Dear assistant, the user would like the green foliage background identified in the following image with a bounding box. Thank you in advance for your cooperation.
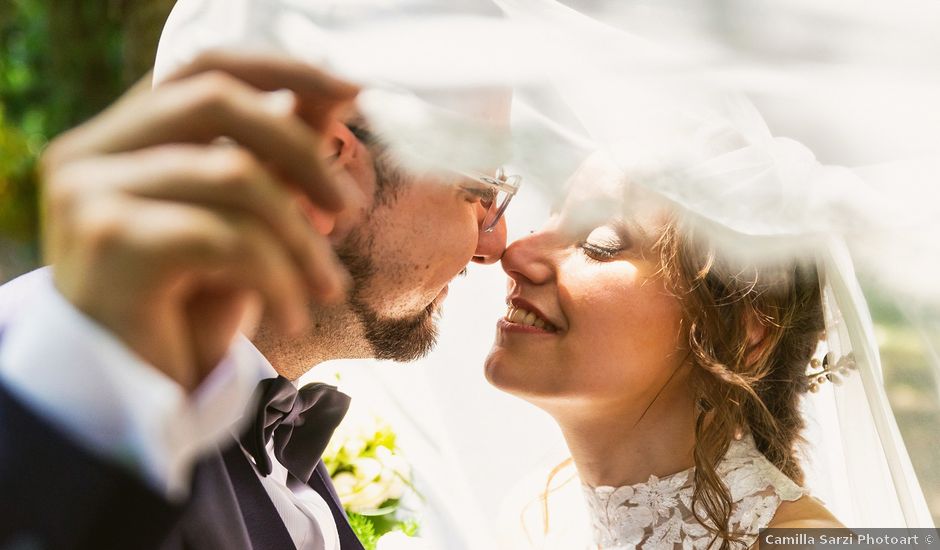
[0,0,174,282]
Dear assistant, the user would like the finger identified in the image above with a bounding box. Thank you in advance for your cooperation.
[61,72,352,211]
[121,203,314,335]
[48,146,350,300]
[60,199,318,385]
[163,49,360,117]
[163,49,358,135]
[184,286,258,381]
[229,216,313,336]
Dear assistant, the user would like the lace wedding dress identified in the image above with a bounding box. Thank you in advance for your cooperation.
[582,435,804,550]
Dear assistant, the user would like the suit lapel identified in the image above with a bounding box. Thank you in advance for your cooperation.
[306,462,366,550]
[172,450,255,550]
[221,443,298,550]
[221,444,366,550]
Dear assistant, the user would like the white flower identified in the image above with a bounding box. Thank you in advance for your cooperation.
[338,478,387,511]
[584,484,654,547]
[723,464,765,502]
[353,457,383,482]
[322,404,415,513]
[609,506,652,547]
[603,486,634,517]
[375,532,429,550]
[730,495,777,533]
[342,435,368,458]
[332,472,358,497]
[628,474,685,518]
[332,448,413,512]
[644,508,684,550]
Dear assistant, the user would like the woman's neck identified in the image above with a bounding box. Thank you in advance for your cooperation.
[552,385,698,488]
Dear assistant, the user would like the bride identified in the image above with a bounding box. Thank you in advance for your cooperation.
[484,150,845,549]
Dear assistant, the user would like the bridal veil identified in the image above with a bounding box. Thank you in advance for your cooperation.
[155,0,939,539]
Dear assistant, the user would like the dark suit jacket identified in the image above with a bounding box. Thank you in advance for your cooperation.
[0,270,365,550]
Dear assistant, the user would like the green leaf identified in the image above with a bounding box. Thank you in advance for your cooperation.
[347,513,380,550]
[355,498,400,517]
[396,519,420,537]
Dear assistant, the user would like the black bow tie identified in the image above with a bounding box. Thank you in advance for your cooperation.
[239,376,351,484]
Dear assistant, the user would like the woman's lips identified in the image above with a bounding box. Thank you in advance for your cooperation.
[504,297,559,332]
[497,318,557,335]
[499,299,559,335]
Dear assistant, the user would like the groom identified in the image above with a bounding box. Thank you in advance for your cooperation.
[0,48,511,550]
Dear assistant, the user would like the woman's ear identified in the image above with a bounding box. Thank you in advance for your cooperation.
[744,310,772,369]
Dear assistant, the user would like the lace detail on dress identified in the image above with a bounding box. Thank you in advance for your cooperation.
[582,435,803,550]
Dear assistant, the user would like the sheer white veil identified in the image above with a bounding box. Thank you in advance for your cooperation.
[806,238,934,526]
[155,0,939,535]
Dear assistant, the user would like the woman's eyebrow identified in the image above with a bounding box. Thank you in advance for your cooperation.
[611,218,646,243]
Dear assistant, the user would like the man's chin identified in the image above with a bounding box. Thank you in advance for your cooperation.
[361,304,439,363]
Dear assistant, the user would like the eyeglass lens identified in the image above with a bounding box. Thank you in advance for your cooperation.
[482,189,511,232]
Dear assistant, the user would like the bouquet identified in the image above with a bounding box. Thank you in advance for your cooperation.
[323,409,425,550]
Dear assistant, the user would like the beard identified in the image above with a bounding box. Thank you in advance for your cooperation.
[335,226,439,362]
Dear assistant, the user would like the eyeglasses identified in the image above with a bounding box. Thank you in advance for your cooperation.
[461,167,522,233]
[346,123,521,232]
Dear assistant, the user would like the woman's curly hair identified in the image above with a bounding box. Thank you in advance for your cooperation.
[655,217,825,549]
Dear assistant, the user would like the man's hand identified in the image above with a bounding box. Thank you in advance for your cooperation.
[40,51,360,391]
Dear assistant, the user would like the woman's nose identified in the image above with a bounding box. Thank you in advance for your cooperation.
[500,229,555,284]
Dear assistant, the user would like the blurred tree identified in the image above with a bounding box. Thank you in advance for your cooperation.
[122,0,177,84]
[0,0,174,282]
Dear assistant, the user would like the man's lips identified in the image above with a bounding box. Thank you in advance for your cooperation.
[426,284,449,314]
[432,266,470,308]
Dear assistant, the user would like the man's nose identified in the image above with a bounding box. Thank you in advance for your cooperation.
[471,215,507,264]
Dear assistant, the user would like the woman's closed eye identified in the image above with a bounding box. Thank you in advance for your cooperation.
[579,225,632,262]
